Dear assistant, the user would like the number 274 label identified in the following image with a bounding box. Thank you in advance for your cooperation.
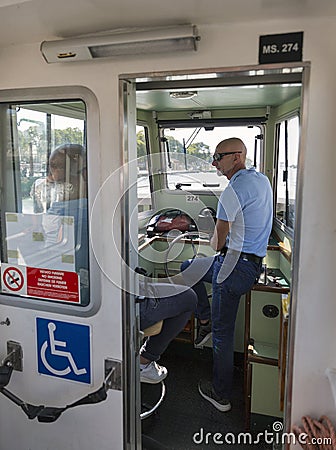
[186,195,199,203]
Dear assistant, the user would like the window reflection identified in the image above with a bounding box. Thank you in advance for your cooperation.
[0,101,89,306]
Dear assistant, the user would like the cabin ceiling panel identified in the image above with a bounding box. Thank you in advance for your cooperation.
[0,0,336,47]
[136,84,302,111]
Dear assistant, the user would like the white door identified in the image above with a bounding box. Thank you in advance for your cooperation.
[0,87,127,450]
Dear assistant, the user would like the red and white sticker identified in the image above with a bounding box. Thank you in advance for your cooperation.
[2,265,26,293]
[1,263,80,303]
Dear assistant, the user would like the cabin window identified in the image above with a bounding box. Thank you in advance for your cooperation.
[0,100,90,307]
[274,115,299,230]
[137,124,152,213]
[161,125,262,191]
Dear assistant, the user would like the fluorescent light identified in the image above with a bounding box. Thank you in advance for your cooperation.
[40,25,200,63]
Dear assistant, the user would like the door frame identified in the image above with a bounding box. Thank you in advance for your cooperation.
[119,62,310,445]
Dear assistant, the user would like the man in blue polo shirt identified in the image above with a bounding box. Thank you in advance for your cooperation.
[181,137,272,412]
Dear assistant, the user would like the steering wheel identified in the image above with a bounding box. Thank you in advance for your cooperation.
[163,231,211,279]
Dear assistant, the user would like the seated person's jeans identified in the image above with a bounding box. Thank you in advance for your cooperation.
[180,256,215,321]
[140,283,197,362]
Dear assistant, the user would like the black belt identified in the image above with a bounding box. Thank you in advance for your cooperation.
[220,248,263,264]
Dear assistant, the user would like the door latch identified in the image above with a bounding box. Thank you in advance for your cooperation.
[3,341,23,372]
[104,359,122,391]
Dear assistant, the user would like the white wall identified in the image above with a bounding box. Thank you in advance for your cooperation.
[0,15,336,448]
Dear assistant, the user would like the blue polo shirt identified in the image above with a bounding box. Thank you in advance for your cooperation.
[216,168,273,257]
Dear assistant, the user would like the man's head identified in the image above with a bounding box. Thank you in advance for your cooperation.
[212,137,247,179]
[49,144,87,199]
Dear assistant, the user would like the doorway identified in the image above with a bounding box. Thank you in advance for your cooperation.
[119,63,309,448]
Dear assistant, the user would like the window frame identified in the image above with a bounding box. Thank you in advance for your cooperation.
[273,112,300,236]
[137,121,154,221]
[0,86,101,317]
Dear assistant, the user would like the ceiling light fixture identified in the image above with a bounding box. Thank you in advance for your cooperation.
[40,25,200,63]
[169,91,198,99]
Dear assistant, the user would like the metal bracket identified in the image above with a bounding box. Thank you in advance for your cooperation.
[4,341,23,372]
[104,359,122,391]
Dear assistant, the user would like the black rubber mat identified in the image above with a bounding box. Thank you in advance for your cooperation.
[141,340,275,449]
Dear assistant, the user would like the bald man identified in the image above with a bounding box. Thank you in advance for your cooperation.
[181,137,273,411]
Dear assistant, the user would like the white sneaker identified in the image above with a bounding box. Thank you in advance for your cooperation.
[140,361,168,384]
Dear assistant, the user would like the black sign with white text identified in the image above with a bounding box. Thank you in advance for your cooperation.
[259,32,303,64]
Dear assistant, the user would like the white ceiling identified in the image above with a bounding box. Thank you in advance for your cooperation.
[0,0,335,48]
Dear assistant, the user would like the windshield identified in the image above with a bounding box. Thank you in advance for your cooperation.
[162,125,262,191]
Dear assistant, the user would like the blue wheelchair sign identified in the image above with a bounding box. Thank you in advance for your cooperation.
[36,318,91,384]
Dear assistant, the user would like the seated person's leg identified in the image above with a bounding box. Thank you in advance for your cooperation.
[181,256,215,346]
[180,256,214,320]
[140,286,197,383]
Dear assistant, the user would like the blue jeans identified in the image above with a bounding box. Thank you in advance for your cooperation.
[181,254,261,399]
[140,283,197,362]
[180,256,215,320]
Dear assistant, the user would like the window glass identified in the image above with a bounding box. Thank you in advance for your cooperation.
[275,115,299,229]
[0,101,89,306]
[16,107,85,213]
[137,124,152,213]
[162,125,262,191]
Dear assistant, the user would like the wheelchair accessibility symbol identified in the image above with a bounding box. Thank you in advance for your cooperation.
[36,318,91,384]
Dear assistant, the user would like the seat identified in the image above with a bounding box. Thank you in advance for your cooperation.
[140,320,166,420]
[143,321,163,338]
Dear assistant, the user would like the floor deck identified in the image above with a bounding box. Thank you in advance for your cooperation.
[141,340,277,449]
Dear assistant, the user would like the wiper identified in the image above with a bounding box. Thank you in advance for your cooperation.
[203,183,220,187]
[175,183,191,190]
[185,128,201,147]
[183,128,202,170]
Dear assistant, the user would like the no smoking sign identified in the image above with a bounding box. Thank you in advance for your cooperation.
[1,264,27,295]
[1,263,80,303]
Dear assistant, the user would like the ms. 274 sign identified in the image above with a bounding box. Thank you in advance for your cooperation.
[259,32,303,64]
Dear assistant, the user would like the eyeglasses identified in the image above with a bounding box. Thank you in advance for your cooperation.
[212,151,242,162]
